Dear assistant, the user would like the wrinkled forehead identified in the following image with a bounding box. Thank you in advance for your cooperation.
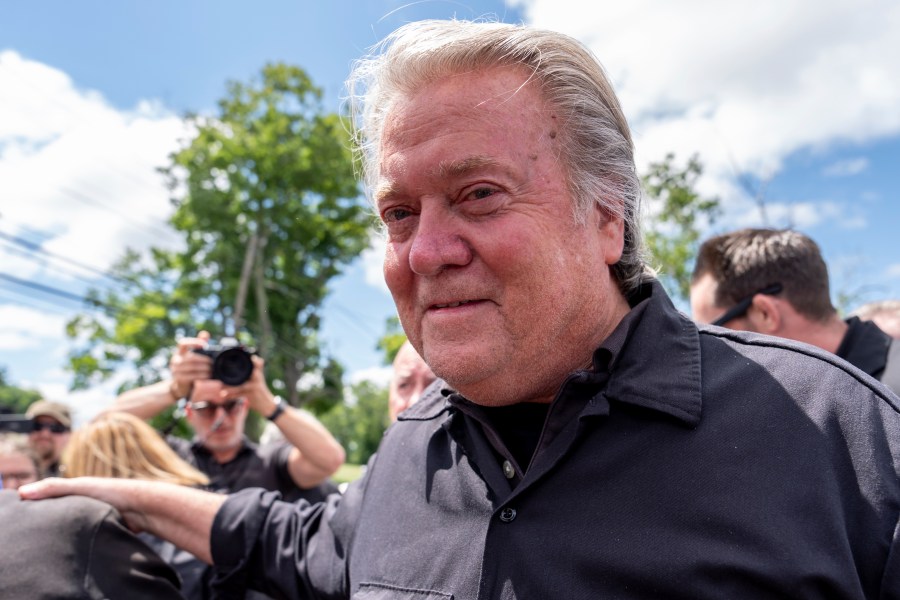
[191,379,226,398]
[0,453,35,469]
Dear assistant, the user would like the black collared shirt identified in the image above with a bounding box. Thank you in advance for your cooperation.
[211,280,900,599]
[168,435,336,504]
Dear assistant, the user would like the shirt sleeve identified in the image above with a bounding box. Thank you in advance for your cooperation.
[87,507,184,599]
[210,480,364,600]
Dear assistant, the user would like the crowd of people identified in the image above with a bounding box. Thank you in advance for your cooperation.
[0,328,435,598]
[3,17,900,600]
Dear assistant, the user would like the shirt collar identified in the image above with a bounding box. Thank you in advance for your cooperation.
[835,316,891,377]
[599,279,703,426]
[401,279,703,427]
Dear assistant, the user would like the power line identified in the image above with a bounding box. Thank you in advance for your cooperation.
[0,231,130,287]
[0,289,74,316]
[0,272,98,306]
[59,186,175,239]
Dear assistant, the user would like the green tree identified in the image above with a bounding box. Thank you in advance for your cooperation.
[0,367,41,414]
[377,315,406,365]
[66,63,371,415]
[642,153,720,303]
[319,380,389,465]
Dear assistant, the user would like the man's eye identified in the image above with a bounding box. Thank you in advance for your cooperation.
[383,207,413,222]
[469,187,496,200]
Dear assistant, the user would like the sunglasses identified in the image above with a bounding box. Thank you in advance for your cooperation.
[712,283,783,327]
[31,421,70,434]
[188,398,246,419]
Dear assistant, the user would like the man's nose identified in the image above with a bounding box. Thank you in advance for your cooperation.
[408,207,473,276]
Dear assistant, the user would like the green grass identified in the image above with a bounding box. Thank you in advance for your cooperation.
[332,463,365,484]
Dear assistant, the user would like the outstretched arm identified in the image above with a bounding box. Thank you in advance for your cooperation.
[19,477,225,564]
[232,356,346,488]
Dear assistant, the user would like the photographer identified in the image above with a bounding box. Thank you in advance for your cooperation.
[107,331,345,503]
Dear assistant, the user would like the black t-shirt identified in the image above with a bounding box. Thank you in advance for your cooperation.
[167,435,337,503]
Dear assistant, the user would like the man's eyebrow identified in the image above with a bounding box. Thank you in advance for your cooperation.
[374,156,502,206]
[373,181,398,207]
[435,156,500,178]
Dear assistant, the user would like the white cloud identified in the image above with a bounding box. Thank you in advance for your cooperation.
[510,0,900,223]
[0,50,186,282]
[0,304,67,350]
[0,51,189,401]
[886,264,900,279]
[361,233,390,295]
[349,365,393,387]
[731,201,867,230]
[822,157,869,177]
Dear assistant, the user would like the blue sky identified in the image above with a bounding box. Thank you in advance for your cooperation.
[2,0,899,423]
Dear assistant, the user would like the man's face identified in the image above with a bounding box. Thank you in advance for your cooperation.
[28,416,70,464]
[690,273,754,331]
[389,342,437,422]
[186,379,248,454]
[377,66,627,405]
[0,453,39,490]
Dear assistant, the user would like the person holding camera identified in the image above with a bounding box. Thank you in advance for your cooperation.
[107,331,345,504]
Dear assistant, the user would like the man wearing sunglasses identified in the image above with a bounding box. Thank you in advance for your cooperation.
[24,400,72,478]
[107,332,346,504]
[691,228,900,396]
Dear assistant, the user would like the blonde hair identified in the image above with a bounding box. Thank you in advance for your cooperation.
[62,412,209,487]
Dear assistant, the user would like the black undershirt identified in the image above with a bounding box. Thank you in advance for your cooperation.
[480,402,551,470]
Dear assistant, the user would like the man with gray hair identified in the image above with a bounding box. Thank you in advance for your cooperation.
[854,300,900,339]
[22,20,900,599]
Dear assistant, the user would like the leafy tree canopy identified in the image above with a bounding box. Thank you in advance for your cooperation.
[66,63,372,416]
[0,366,42,415]
[319,380,388,465]
[642,153,720,303]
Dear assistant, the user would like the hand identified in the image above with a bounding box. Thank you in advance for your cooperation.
[222,355,277,416]
[18,477,151,533]
[169,330,213,399]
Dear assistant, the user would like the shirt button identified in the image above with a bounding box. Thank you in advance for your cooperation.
[499,507,517,523]
[502,460,515,479]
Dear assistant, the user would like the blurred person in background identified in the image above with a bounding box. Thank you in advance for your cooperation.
[853,300,900,339]
[25,399,72,477]
[109,331,344,503]
[0,433,40,490]
[62,411,211,599]
[691,228,900,397]
[1,489,183,599]
[388,340,437,422]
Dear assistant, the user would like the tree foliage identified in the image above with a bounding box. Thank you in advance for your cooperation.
[377,316,406,365]
[0,367,42,415]
[66,63,371,412]
[318,380,388,465]
[642,153,720,303]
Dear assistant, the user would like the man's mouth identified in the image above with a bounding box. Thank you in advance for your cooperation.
[432,299,478,309]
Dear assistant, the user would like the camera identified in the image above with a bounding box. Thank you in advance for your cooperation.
[0,414,33,434]
[191,337,257,386]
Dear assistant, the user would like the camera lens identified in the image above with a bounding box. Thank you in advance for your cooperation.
[212,347,254,386]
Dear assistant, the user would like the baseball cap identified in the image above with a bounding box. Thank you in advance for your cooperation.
[25,400,72,429]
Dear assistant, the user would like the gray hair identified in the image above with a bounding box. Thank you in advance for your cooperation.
[347,19,647,294]
[852,299,900,321]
